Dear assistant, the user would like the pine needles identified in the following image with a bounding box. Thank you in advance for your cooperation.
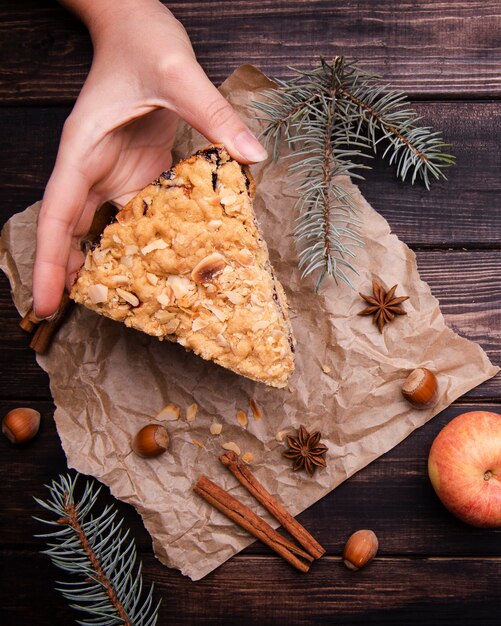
[34,473,159,626]
[252,56,455,290]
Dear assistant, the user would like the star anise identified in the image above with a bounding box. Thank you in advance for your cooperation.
[358,278,409,333]
[283,425,328,477]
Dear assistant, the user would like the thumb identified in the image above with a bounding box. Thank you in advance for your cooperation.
[166,62,268,163]
[33,162,93,319]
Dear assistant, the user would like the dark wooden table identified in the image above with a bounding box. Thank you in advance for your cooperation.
[1,2,500,624]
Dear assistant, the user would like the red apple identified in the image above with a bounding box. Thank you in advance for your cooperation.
[428,410,501,527]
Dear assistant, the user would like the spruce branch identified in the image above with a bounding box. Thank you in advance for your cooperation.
[34,473,159,626]
[252,56,455,289]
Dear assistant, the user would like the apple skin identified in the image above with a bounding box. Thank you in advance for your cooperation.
[428,411,501,528]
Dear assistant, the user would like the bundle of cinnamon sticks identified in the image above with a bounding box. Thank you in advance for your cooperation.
[19,292,74,354]
[194,451,325,572]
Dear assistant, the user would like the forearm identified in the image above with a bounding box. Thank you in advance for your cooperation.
[59,0,172,41]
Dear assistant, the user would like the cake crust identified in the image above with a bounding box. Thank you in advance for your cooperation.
[70,145,295,388]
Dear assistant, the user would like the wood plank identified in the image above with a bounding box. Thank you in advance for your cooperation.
[1,1,500,102]
[2,550,501,626]
[1,248,498,400]
[2,399,500,557]
[1,102,500,246]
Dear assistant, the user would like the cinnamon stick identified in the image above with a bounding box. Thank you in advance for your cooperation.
[194,475,314,573]
[220,451,325,559]
[19,307,41,333]
[29,292,74,354]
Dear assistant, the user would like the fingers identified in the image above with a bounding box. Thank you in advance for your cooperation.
[165,61,268,164]
[33,162,95,319]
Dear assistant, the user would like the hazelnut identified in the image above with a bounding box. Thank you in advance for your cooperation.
[402,367,439,409]
[191,252,227,284]
[132,424,169,458]
[2,408,41,444]
[343,529,379,571]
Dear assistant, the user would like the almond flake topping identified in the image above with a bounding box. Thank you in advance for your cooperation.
[141,238,169,255]
[116,288,139,307]
[109,275,129,287]
[191,252,227,284]
[146,272,159,286]
[207,219,223,230]
[88,283,108,304]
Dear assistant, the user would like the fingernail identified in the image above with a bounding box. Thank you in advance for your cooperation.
[33,309,58,322]
[233,131,268,163]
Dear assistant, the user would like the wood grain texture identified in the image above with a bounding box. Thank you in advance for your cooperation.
[0,1,500,103]
[1,400,500,557]
[2,551,501,626]
[1,1,500,625]
[1,102,500,245]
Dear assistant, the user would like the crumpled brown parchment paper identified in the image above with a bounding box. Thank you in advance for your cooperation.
[1,65,498,580]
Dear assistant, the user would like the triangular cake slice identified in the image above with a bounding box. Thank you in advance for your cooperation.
[70,145,295,388]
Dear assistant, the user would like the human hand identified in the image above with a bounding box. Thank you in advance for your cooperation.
[33,0,267,318]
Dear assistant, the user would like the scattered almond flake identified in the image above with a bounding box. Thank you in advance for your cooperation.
[249,399,263,420]
[146,272,159,286]
[222,441,241,455]
[143,195,152,206]
[191,438,206,449]
[322,364,332,374]
[210,423,223,436]
[84,255,93,270]
[112,234,123,245]
[288,385,296,394]
[156,403,180,421]
[236,410,248,427]
[109,275,130,287]
[124,244,139,255]
[116,288,139,307]
[121,255,133,268]
[141,238,169,255]
[242,452,254,464]
[186,403,198,422]
[275,430,287,442]
[88,283,108,304]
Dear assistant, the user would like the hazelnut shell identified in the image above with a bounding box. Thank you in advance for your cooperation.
[343,529,379,571]
[132,424,170,458]
[402,367,439,409]
[2,408,41,444]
